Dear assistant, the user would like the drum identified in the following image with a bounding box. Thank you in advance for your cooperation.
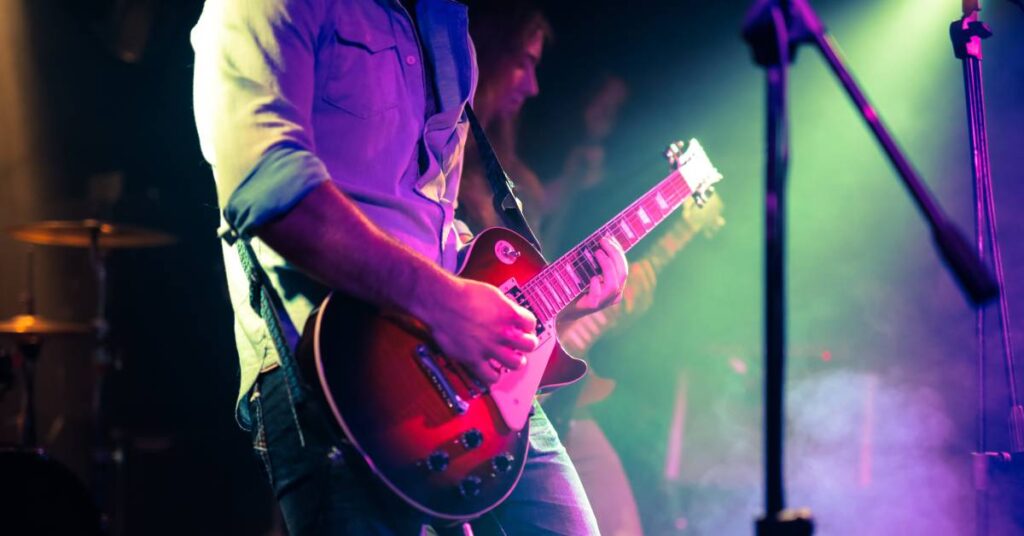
[0,448,103,535]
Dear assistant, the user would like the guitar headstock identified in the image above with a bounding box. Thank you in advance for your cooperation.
[665,139,723,208]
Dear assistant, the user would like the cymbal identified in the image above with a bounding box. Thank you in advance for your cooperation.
[0,314,93,337]
[8,219,176,249]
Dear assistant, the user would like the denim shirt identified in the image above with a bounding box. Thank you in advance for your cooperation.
[191,0,477,427]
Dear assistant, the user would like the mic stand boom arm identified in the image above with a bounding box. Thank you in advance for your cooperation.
[741,1,1000,535]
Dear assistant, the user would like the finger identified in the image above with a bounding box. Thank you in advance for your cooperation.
[506,300,538,334]
[469,360,501,385]
[603,236,628,288]
[598,249,624,306]
[498,327,538,353]
[609,283,624,306]
[574,275,598,310]
[593,248,618,300]
[595,239,620,288]
[488,347,527,370]
[587,273,604,301]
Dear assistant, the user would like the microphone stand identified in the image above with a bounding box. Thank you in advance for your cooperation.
[740,1,1000,534]
[950,3,1024,535]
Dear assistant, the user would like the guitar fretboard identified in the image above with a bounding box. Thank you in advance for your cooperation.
[521,170,692,322]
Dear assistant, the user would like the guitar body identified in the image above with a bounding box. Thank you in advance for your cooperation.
[298,228,587,520]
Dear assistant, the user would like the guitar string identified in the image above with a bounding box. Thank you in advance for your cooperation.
[539,174,689,288]
[522,176,691,317]
[520,157,717,315]
[529,175,688,291]
[520,174,694,320]
[523,155,718,319]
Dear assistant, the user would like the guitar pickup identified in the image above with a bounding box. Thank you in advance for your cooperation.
[504,284,546,337]
[415,345,469,414]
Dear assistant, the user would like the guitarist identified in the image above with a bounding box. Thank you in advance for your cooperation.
[191,0,627,534]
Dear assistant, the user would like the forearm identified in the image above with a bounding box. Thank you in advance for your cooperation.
[256,181,457,322]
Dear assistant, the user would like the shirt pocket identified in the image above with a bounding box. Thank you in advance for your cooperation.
[323,18,402,119]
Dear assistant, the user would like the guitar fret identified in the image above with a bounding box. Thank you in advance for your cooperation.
[524,287,550,322]
[636,206,652,227]
[655,191,669,211]
[549,277,568,311]
[556,274,572,308]
[608,228,627,251]
[619,219,635,241]
[579,246,597,279]
[528,284,553,321]
[543,277,564,311]
[646,195,664,219]
[539,280,558,314]
[565,260,583,290]
[561,266,577,297]
[529,146,717,320]
[625,215,643,240]
[536,286,552,321]
[558,270,574,305]
[573,261,590,287]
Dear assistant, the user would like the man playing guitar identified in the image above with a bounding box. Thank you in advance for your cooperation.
[191,0,627,534]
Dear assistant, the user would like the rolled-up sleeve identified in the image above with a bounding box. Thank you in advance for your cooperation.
[192,0,330,236]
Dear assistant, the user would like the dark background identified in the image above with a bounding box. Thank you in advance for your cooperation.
[0,0,1022,534]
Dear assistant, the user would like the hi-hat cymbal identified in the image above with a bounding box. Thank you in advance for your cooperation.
[7,219,176,249]
[0,314,93,337]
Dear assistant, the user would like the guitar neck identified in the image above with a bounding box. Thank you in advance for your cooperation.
[521,169,692,323]
[559,211,702,357]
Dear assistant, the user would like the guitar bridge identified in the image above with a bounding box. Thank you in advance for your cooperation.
[415,344,469,414]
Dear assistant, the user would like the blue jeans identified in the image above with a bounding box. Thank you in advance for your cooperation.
[249,368,600,535]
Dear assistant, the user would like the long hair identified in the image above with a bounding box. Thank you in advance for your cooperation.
[466,0,553,115]
[459,1,554,232]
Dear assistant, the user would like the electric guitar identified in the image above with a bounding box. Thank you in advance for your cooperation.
[542,193,725,435]
[297,140,723,520]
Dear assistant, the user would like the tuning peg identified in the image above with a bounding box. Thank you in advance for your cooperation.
[693,189,707,208]
[664,140,686,165]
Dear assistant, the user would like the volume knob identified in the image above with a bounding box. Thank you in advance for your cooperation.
[459,476,483,498]
[424,450,449,472]
[491,452,515,473]
[460,428,484,450]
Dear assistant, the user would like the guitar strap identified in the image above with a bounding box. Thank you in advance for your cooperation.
[220,226,307,442]
[463,106,544,253]
[232,238,306,402]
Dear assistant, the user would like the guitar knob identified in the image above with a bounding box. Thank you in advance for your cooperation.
[425,450,449,472]
[460,428,484,450]
[459,476,483,498]
[491,453,515,474]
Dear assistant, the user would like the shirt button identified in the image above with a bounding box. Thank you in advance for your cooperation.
[405,55,417,65]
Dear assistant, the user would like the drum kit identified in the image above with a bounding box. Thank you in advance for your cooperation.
[0,218,175,535]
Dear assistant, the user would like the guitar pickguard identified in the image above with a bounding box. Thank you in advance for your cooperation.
[493,278,557,431]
